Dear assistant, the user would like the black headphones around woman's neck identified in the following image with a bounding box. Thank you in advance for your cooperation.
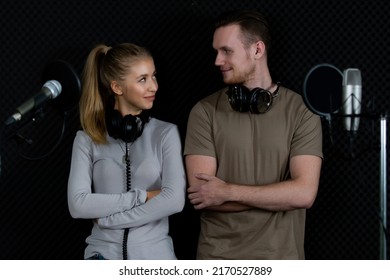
[106,109,150,143]
[106,107,151,260]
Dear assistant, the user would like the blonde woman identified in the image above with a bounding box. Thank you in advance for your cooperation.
[68,43,186,260]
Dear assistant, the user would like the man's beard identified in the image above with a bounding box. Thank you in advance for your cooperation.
[223,65,255,85]
[224,75,244,85]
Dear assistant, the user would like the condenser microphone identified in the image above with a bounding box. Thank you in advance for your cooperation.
[341,68,362,133]
[4,80,62,126]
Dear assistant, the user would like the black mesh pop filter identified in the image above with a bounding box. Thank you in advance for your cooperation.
[303,63,343,119]
[41,60,81,112]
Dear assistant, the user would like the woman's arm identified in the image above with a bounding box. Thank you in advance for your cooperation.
[96,125,186,229]
[67,132,147,219]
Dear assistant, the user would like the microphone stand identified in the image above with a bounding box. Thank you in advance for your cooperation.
[379,114,387,260]
[333,111,387,260]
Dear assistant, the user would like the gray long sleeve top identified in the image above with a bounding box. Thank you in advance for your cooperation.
[67,118,186,260]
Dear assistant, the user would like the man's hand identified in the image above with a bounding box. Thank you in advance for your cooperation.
[187,173,229,209]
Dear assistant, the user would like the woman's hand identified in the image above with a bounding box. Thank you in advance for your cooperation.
[146,190,161,201]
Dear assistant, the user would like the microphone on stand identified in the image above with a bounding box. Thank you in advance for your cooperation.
[341,68,362,134]
[3,60,81,126]
[4,80,62,126]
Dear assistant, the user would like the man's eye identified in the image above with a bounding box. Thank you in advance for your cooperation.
[223,49,232,54]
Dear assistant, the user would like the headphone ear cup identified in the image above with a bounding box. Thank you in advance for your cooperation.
[250,88,273,114]
[121,114,140,143]
[106,109,146,143]
[227,85,251,112]
[107,109,123,139]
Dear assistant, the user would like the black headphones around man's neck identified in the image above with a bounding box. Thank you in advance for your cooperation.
[226,81,281,114]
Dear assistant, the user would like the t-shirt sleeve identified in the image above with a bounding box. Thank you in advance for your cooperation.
[184,101,216,158]
[290,108,323,159]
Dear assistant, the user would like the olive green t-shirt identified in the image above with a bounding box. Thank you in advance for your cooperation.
[184,86,323,259]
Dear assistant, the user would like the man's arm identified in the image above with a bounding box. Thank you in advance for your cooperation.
[186,154,322,212]
[186,154,253,212]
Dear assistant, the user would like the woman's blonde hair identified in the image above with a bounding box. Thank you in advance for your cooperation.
[79,43,152,144]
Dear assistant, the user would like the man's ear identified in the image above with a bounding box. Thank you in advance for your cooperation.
[110,81,123,95]
[254,41,266,57]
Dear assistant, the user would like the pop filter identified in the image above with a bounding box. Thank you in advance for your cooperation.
[41,60,81,112]
[303,63,343,119]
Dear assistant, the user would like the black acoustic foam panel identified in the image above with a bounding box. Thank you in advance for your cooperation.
[0,0,388,259]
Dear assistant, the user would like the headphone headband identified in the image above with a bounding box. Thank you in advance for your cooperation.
[106,109,150,143]
[227,82,280,114]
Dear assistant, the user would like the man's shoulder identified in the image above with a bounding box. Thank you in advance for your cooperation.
[278,86,306,106]
[200,87,227,102]
[192,88,228,111]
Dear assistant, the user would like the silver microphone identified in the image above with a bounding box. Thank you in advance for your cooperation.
[4,80,62,125]
[341,68,362,132]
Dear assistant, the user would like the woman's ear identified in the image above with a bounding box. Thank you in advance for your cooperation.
[110,81,123,95]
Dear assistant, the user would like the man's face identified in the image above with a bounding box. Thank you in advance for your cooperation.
[212,24,256,85]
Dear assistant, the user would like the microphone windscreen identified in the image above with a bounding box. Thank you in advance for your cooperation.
[343,68,361,87]
[342,68,362,132]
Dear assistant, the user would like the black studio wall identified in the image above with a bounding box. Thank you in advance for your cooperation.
[0,0,388,260]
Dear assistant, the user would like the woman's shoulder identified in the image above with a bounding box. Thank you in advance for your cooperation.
[148,117,177,130]
[74,130,94,145]
[147,118,180,139]
[75,130,90,138]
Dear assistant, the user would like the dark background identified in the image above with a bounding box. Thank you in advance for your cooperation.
[0,0,388,260]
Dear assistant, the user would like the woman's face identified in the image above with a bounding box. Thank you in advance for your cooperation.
[112,57,158,116]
